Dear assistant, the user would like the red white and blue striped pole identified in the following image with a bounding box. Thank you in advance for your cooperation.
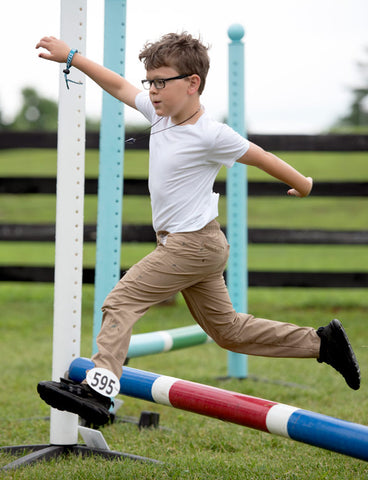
[69,358,368,462]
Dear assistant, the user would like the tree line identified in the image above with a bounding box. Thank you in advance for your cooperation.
[0,87,100,132]
[1,49,367,133]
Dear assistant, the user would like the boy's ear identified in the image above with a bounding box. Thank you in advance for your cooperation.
[187,74,201,95]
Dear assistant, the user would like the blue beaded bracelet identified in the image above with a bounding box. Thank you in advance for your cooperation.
[63,49,82,90]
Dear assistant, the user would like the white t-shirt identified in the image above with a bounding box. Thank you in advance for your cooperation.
[135,91,249,233]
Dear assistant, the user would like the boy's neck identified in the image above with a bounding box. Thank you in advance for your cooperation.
[171,102,203,125]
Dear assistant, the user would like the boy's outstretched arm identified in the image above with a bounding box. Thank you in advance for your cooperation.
[35,36,141,109]
[237,142,313,197]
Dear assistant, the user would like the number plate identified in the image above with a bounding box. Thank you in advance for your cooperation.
[86,368,120,398]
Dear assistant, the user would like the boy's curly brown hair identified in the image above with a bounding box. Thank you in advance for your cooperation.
[138,32,210,95]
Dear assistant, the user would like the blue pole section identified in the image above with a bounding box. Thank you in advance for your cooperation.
[226,24,248,378]
[92,0,127,354]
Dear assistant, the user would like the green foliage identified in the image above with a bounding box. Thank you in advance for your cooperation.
[330,47,368,133]
[0,87,100,132]
[8,88,59,131]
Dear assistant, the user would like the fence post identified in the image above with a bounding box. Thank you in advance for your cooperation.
[50,0,87,445]
[226,24,248,378]
[92,0,127,353]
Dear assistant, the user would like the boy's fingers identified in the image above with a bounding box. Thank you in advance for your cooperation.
[287,177,313,197]
[35,36,56,50]
[287,188,301,197]
[38,52,52,60]
[36,37,69,62]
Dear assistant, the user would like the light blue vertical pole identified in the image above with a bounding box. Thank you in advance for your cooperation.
[226,24,248,378]
[92,0,127,354]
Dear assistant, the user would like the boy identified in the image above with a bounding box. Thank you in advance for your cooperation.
[36,33,360,426]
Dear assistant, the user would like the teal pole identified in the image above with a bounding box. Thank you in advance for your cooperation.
[226,24,248,378]
[92,0,127,354]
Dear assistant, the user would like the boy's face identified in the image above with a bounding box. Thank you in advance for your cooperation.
[145,66,195,118]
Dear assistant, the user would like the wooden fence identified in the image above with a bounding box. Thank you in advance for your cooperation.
[0,132,367,287]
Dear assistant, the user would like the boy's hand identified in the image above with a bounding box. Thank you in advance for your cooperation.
[287,177,313,197]
[35,36,71,63]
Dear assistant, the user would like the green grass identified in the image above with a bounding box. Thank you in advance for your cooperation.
[1,242,368,274]
[1,285,368,477]
[1,148,368,477]
[2,195,368,230]
[0,149,368,180]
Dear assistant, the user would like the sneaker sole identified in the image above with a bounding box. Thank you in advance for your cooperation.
[37,381,111,426]
[331,319,360,390]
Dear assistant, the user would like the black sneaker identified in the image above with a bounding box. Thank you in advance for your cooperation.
[317,319,360,390]
[37,377,113,426]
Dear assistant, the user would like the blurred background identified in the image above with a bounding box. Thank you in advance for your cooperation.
[1,0,367,134]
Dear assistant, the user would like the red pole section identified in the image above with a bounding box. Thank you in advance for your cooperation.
[169,380,276,431]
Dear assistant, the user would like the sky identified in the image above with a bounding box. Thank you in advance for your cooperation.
[1,0,367,133]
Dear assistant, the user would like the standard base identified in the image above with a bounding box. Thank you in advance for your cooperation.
[0,443,161,471]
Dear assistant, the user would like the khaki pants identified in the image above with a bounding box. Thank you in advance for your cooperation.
[92,220,320,378]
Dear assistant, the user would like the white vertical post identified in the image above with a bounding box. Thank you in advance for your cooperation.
[50,0,87,445]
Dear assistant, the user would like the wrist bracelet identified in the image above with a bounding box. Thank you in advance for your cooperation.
[63,49,83,90]
[67,49,78,68]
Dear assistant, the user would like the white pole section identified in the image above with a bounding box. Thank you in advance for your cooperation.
[50,0,87,445]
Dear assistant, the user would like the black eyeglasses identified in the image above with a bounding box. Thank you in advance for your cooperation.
[141,74,192,90]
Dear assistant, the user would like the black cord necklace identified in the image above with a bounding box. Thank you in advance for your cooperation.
[125,106,201,144]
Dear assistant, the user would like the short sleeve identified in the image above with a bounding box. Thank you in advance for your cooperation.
[135,91,157,123]
[209,123,249,168]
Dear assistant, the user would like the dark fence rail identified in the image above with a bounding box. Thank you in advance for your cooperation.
[1,223,368,245]
[1,177,368,197]
[0,266,367,289]
[1,131,368,151]
[0,132,367,287]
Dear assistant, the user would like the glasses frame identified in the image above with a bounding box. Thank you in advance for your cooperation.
[141,74,193,90]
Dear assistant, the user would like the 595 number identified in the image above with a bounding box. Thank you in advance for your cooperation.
[86,368,120,397]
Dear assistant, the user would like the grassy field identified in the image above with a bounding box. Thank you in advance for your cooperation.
[0,148,368,478]
[1,285,368,478]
